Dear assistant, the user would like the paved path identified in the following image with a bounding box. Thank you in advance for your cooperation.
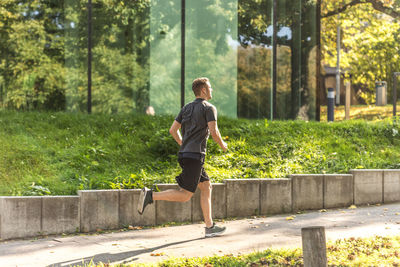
[1,203,400,267]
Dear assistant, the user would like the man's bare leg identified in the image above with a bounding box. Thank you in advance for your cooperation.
[153,188,193,202]
[198,181,213,228]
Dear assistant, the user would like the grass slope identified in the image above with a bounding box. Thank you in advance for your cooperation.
[1,111,400,196]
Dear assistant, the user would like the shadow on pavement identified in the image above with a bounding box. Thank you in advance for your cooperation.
[47,237,204,267]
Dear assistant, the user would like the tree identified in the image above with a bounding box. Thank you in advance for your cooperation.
[322,0,400,19]
[322,0,400,104]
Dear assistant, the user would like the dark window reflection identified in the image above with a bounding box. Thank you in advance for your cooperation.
[238,0,317,120]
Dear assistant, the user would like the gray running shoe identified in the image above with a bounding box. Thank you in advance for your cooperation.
[205,223,226,238]
[137,187,153,215]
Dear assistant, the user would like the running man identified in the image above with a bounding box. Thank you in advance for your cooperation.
[138,77,227,238]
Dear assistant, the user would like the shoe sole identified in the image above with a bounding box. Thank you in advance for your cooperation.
[137,188,146,215]
[205,228,226,238]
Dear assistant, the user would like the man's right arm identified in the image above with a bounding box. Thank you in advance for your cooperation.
[169,120,182,146]
[208,120,227,152]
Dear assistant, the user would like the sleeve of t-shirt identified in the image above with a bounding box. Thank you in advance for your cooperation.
[205,105,217,122]
[175,109,183,123]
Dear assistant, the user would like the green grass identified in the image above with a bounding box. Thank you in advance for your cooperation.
[1,110,400,196]
[78,235,400,266]
[320,103,396,121]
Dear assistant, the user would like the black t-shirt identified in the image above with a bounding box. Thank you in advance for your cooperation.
[175,98,217,155]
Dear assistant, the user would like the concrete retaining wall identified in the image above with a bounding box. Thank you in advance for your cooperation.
[383,170,400,203]
[0,197,42,240]
[1,169,400,240]
[42,196,80,235]
[324,174,353,209]
[0,196,80,240]
[226,179,260,217]
[351,169,383,205]
[260,179,292,215]
[291,174,324,211]
[79,190,119,232]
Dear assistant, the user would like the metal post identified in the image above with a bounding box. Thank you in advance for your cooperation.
[302,227,328,267]
[180,0,185,108]
[345,81,350,120]
[271,0,277,120]
[327,88,334,122]
[316,0,322,122]
[336,15,340,105]
[394,72,400,117]
[87,0,92,114]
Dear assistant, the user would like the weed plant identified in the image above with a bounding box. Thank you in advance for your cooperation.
[1,110,400,196]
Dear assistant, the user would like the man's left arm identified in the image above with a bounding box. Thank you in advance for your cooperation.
[169,120,182,146]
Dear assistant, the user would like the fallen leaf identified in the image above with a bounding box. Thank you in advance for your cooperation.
[129,226,143,230]
[150,252,165,256]
[385,227,391,229]
[348,205,357,209]
[112,244,118,246]
[341,211,347,213]
[265,224,270,227]
[384,208,388,211]
[251,226,259,229]
[395,212,400,215]
[319,209,327,212]
[286,216,295,221]
[367,212,371,216]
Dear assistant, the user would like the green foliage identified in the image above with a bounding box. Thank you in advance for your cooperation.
[322,1,400,104]
[1,111,400,196]
[0,0,150,113]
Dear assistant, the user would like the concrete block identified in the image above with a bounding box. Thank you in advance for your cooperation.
[291,174,324,211]
[351,169,383,205]
[324,174,353,209]
[155,184,191,224]
[226,179,260,217]
[79,190,119,232]
[42,196,80,235]
[119,189,156,227]
[260,179,292,215]
[383,170,400,203]
[0,197,42,240]
[191,183,226,222]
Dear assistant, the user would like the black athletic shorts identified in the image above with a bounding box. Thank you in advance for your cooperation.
[175,153,209,193]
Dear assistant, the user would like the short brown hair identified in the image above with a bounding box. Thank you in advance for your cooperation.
[192,77,209,96]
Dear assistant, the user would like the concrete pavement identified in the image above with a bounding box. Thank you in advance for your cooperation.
[0,202,399,267]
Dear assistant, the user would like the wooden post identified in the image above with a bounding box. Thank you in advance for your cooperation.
[345,81,351,120]
[301,226,327,267]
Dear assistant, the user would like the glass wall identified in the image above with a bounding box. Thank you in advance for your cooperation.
[65,0,87,112]
[149,0,180,115]
[1,0,319,120]
[237,0,273,119]
[185,0,238,117]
